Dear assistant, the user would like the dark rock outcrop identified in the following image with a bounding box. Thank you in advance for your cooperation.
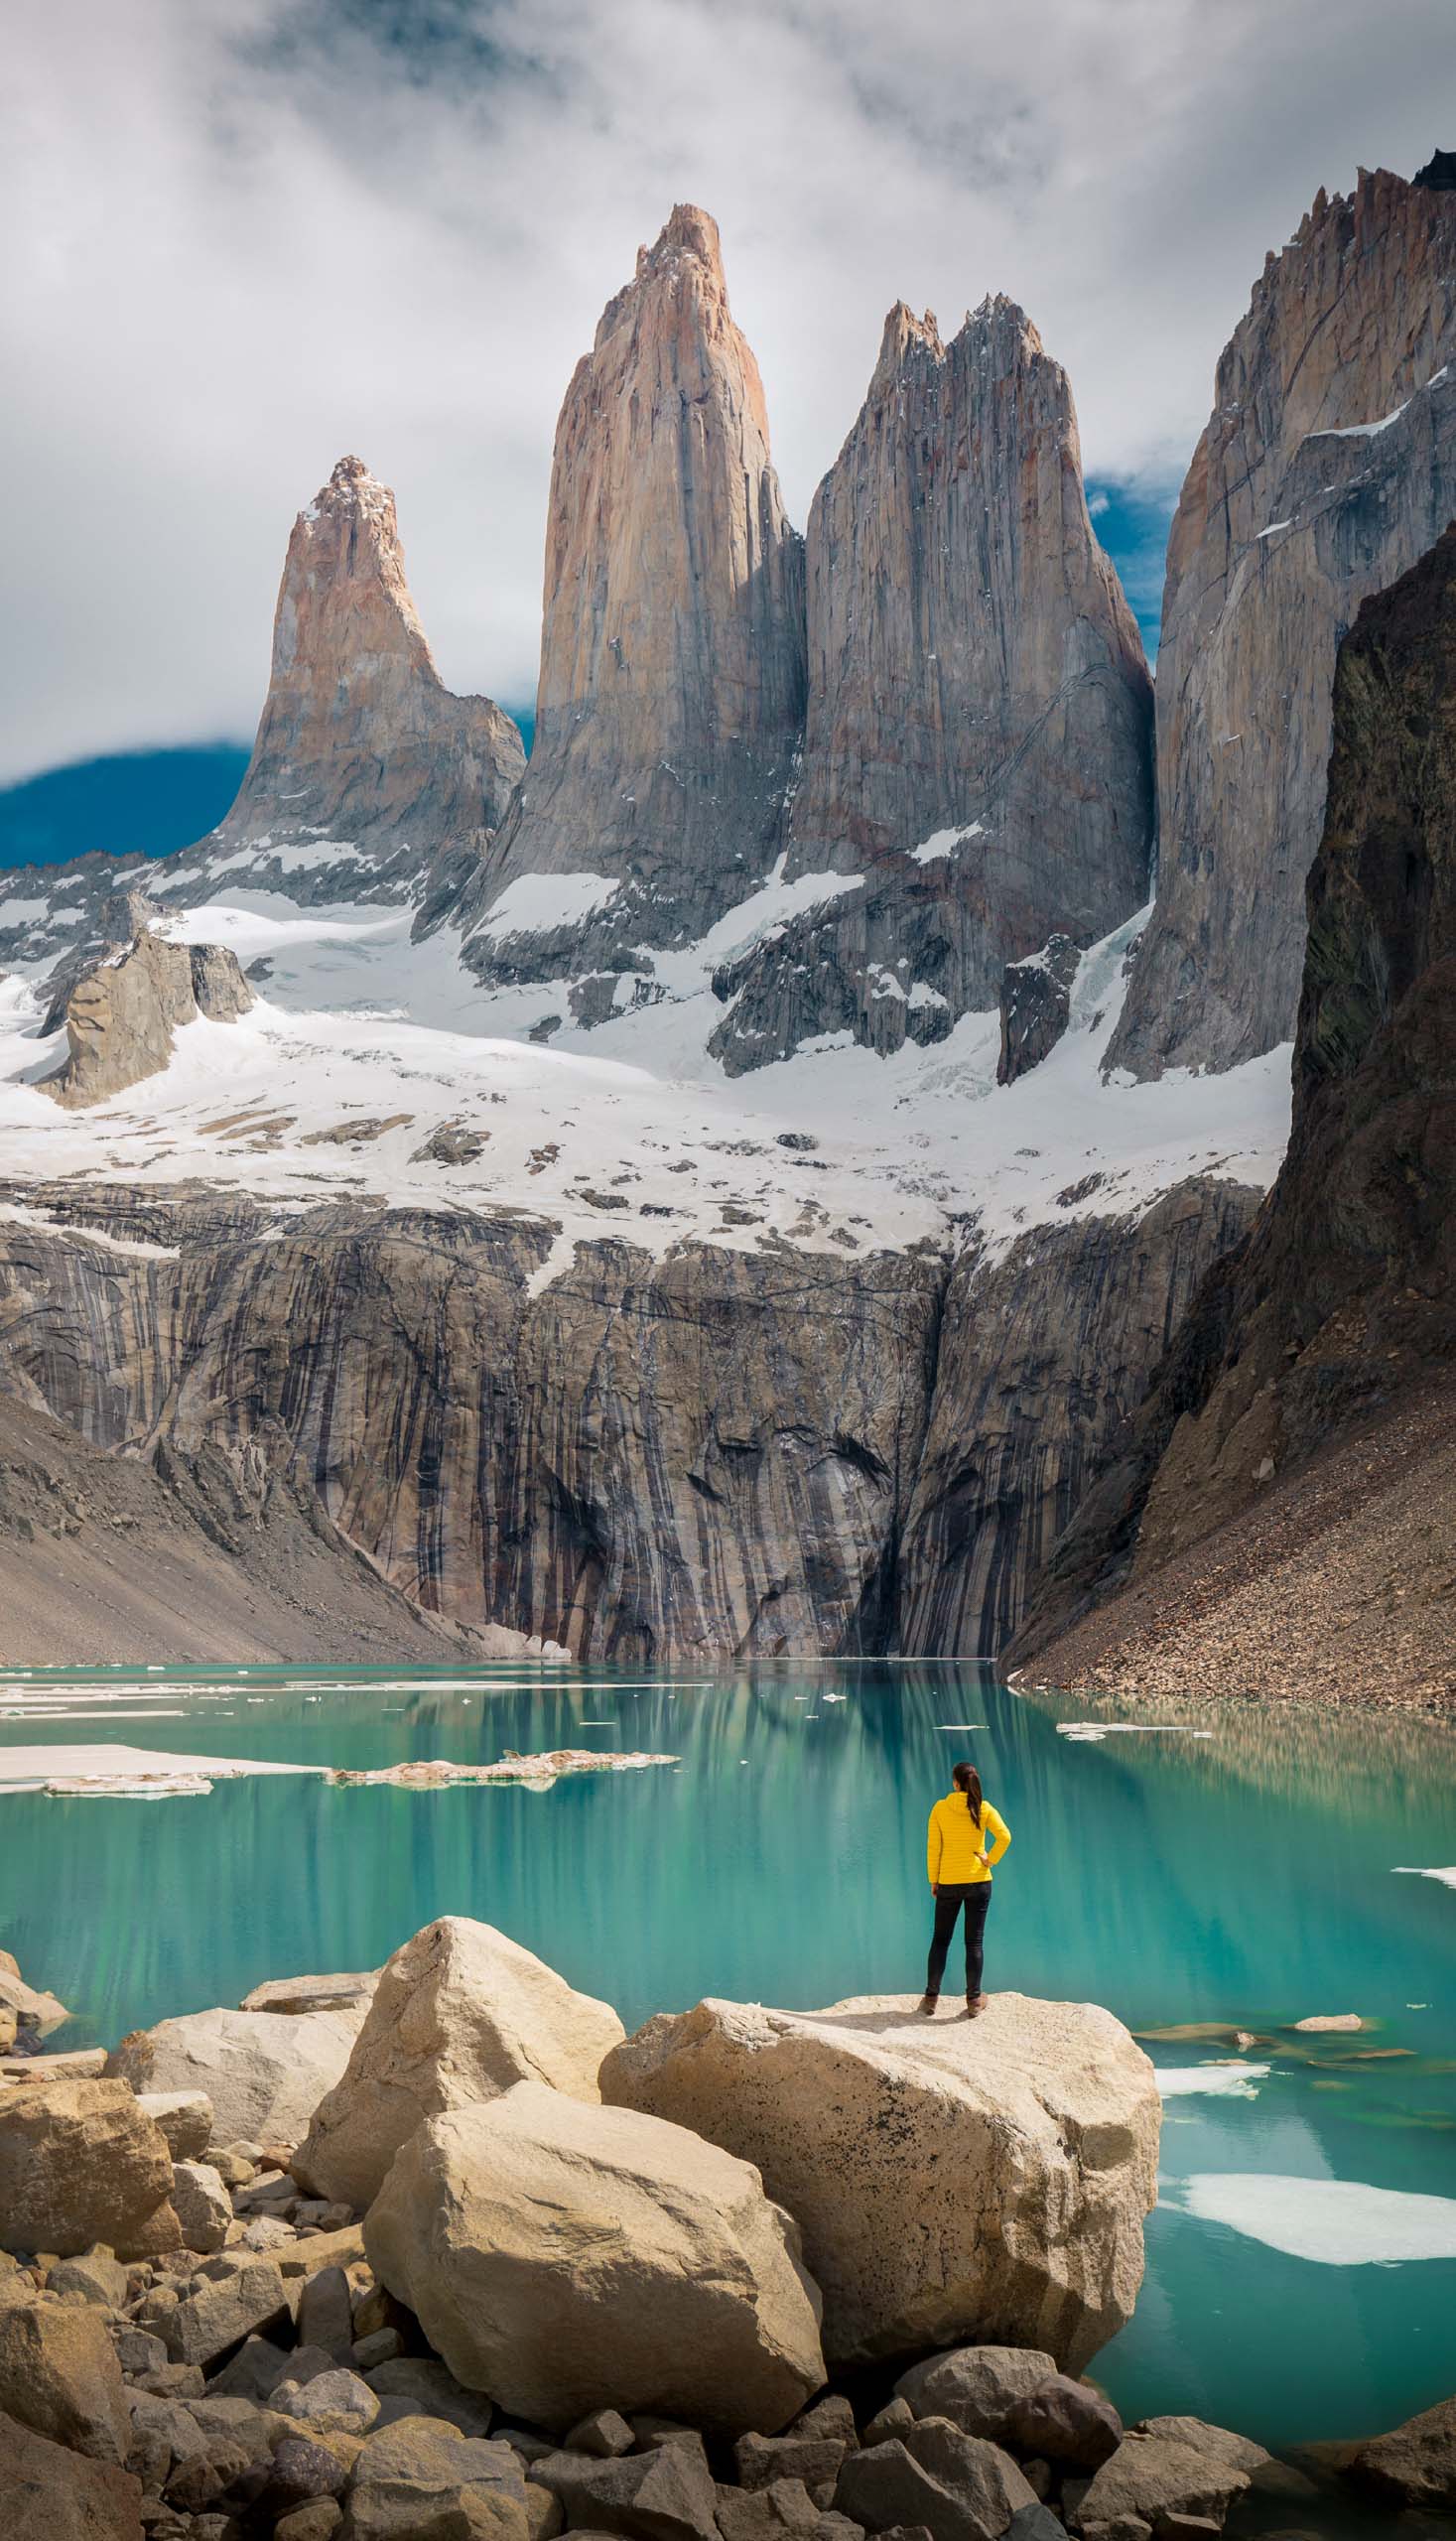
[709,297,1152,1073]
[896,1182,1260,1658]
[997,936,1082,1086]
[460,206,806,990]
[1013,524,1456,1691]
[44,928,253,1108]
[1111,168,1456,1078]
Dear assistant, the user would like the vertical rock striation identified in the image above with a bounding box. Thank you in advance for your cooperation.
[709,297,1153,1073]
[208,454,525,865]
[1110,165,1456,1078]
[462,207,806,989]
[1013,525,1456,1686]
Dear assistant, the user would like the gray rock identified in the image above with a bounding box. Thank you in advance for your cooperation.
[115,2324,170,2378]
[274,2365,379,2435]
[276,2503,344,2541]
[1075,2434,1251,2536]
[528,2482,567,2541]
[735,2434,850,2493]
[265,2433,351,2511]
[160,2257,291,2369]
[861,2401,914,2446]
[834,2422,1035,2541]
[716,2478,826,2541]
[895,2350,1059,2445]
[170,2162,231,2257]
[106,2003,365,2150]
[364,2353,496,2438]
[791,2397,858,2450]
[239,1971,379,2017]
[567,2408,637,2458]
[1005,2512,1066,2541]
[532,2438,722,2541]
[997,937,1082,1088]
[348,2419,529,2541]
[203,2331,295,2399]
[4,2411,146,2541]
[49,2246,130,2308]
[137,2093,215,2162]
[352,2327,406,2372]
[1004,2378,1122,2469]
[297,2262,354,2357]
[0,2294,131,2463]
[1349,2393,1456,2508]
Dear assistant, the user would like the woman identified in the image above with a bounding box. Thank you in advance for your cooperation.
[919,1761,1010,2018]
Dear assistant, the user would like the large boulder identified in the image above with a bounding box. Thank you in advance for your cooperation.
[0,2079,180,2259]
[295,1918,624,2212]
[1350,2393,1456,2508]
[365,2076,826,2435]
[7,2410,144,2541]
[894,2347,1059,2443]
[106,2004,366,2149]
[601,1994,1159,2370]
[0,2296,131,2463]
[346,2419,529,2541]
[1075,2431,1252,2536]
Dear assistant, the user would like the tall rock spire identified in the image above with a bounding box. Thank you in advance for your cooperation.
[462,206,806,987]
[211,454,525,857]
[1109,166,1456,1079]
[708,296,1154,1073]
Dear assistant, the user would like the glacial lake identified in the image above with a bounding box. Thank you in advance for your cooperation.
[2,1661,1454,2470]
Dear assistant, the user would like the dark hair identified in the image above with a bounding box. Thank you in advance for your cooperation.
[952,1761,983,1828]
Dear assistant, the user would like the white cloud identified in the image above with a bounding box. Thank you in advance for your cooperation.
[1,0,1449,783]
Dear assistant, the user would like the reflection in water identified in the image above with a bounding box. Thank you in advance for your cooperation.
[1,1659,1455,2455]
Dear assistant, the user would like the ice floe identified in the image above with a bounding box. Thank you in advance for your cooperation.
[1155,2063,1271,2099]
[1164,2171,1456,2263]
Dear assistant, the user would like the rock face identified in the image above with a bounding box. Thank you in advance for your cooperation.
[0,2297,131,2464]
[0,1193,943,1661]
[7,2412,144,2541]
[600,1992,1160,2371]
[1013,526,1456,1695]
[364,2077,827,2434]
[45,928,253,1108]
[1111,165,1456,1077]
[295,1917,625,2211]
[997,937,1082,1086]
[211,454,524,867]
[462,206,805,990]
[106,2003,367,2150]
[0,2079,180,2259]
[708,297,1152,1074]
[897,1181,1260,1657]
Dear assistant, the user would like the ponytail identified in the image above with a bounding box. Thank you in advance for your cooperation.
[952,1760,983,1832]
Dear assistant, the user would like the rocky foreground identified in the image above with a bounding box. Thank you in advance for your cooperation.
[3,1923,1451,2539]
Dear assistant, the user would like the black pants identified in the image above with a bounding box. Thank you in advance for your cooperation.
[926,1882,992,1997]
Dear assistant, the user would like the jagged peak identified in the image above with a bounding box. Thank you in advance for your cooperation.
[957,293,1046,363]
[871,302,945,389]
[596,202,728,348]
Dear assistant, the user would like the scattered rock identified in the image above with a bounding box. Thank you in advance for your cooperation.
[0,2295,131,2462]
[567,2407,637,2457]
[6,2409,144,2541]
[602,1994,1158,2369]
[1004,2375,1122,2468]
[48,2245,130,2308]
[137,2093,214,2161]
[276,2504,344,2541]
[0,2079,180,2259]
[1349,2392,1456,2508]
[735,2431,850,2492]
[169,2162,231,2256]
[297,2262,355,2357]
[265,2436,351,2512]
[239,1972,379,2017]
[895,2350,1060,2445]
[1075,2432,1251,2537]
[275,2365,380,2436]
[532,2436,721,2541]
[363,2354,496,2438]
[366,2078,825,2436]
[106,2004,365,2149]
[115,2325,169,2378]
[1289,2015,1365,2034]
[0,1951,68,2037]
[159,2256,291,2370]
[834,2419,1036,2541]
[295,1918,625,2212]
[347,2418,529,2541]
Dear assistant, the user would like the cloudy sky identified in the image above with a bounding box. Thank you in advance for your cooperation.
[3,0,1451,794]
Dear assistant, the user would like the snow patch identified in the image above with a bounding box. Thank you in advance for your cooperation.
[910,823,985,865]
[477,870,619,939]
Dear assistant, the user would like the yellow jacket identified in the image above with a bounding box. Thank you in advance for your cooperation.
[927,1793,1011,1887]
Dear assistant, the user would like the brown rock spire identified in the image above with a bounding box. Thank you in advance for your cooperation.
[209,454,525,857]
[461,205,806,987]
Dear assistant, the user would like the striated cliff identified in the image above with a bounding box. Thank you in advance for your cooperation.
[1014,526,1456,1701]
[709,296,1152,1073]
[460,207,806,991]
[1111,166,1456,1078]
[896,1180,1259,1657]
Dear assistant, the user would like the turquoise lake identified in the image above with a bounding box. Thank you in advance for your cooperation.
[2,1660,1454,2477]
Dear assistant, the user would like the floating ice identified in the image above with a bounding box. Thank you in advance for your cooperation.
[1392,1866,1456,1890]
[1057,1722,1215,1742]
[1165,2172,1456,2263]
[1155,2063,1270,2099]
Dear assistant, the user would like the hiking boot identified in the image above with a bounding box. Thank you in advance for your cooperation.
[965,1992,988,2018]
[916,1991,939,2016]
